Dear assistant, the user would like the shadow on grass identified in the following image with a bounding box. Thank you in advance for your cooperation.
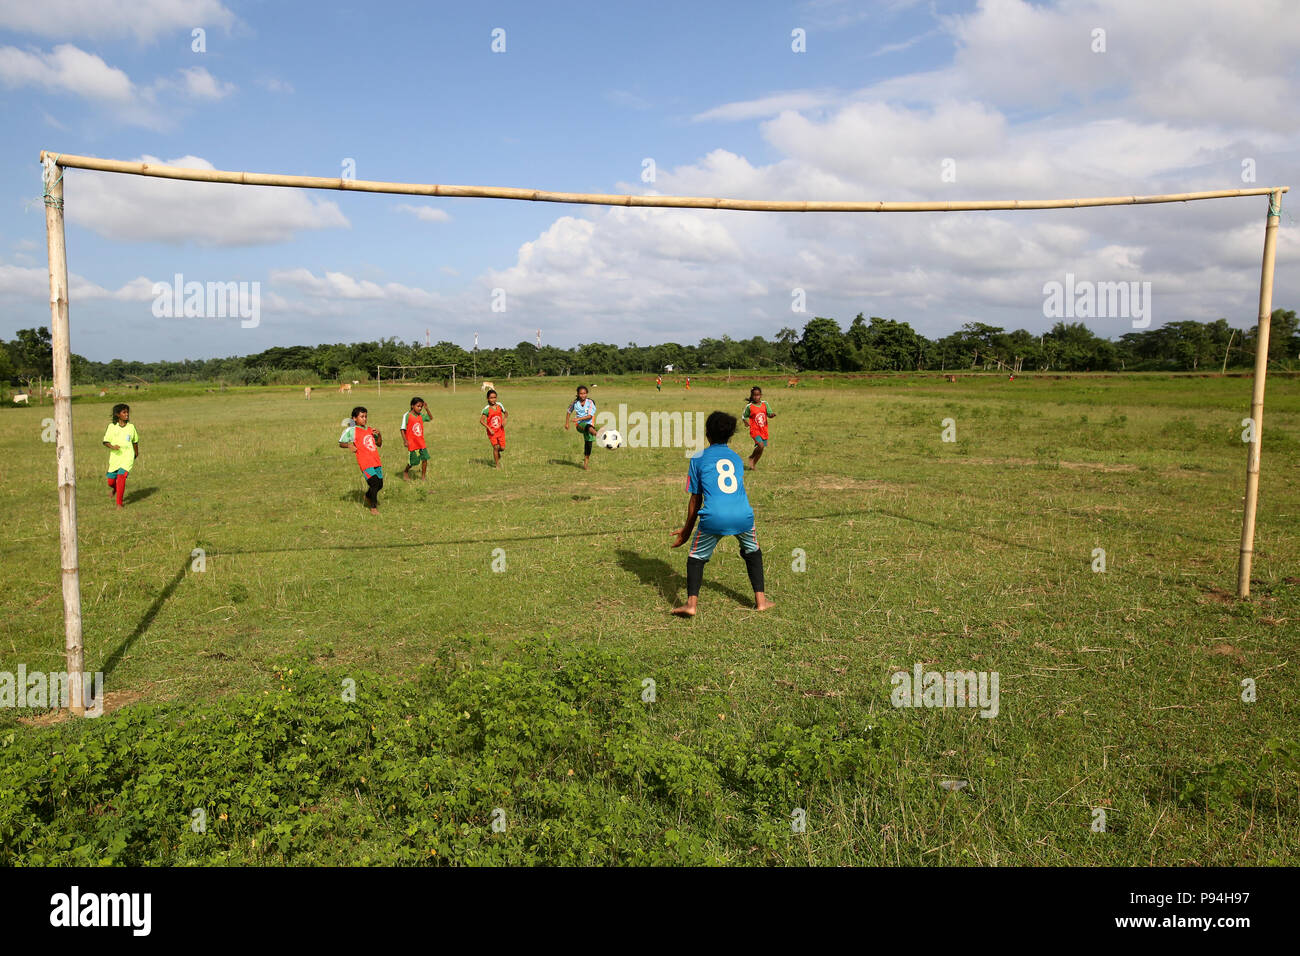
[615,549,753,608]
[123,486,158,504]
[101,552,190,678]
[548,458,584,469]
[211,510,877,558]
[201,504,1204,591]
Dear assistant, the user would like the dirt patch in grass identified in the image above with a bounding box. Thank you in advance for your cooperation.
[16,689,144,726]
[1199,585,1237,605]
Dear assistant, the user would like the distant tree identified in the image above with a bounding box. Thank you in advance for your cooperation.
[796,317,847,371]
[775,327,799,367]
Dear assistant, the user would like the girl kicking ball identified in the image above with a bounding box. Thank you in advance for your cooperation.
[564,385,598,469]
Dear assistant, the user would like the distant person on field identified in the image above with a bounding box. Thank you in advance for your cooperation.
[340,406,384,515]
[684,376,691,390]
[480,389,508,468]
[670,410,773,617]
[102,403,138,509]
[564,384,598,470]
[656,374,662,392]
[401,396,432,481]
[742,386,776,470]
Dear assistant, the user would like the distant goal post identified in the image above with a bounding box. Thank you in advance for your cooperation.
[376,364,457,394]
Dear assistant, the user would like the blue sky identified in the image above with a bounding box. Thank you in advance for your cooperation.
[1,0,1296,361]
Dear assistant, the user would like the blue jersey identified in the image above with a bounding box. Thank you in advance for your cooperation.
[568,398,595,422]
[687,443,754,535]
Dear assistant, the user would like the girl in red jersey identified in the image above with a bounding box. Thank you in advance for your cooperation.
[480,390,508,468]
[339,406,384,514]
[742,386,775,469]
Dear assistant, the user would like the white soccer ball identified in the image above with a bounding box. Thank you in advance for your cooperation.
[598,428,623,450]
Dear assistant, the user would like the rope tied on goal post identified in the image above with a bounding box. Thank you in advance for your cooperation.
[42,153,64,210]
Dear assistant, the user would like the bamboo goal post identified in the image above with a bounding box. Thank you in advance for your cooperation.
[1237,189,1283,598]
[42,153,85,716]
[38,150,1290,713]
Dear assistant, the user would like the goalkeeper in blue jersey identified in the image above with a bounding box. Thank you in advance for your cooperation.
[669,410,773,617]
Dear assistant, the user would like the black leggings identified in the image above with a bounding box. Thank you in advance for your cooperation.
[365,474,383,508]
[686,549,765,597]
[579,423,595,455]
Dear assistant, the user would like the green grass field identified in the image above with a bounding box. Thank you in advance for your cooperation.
[1,372,1297,865]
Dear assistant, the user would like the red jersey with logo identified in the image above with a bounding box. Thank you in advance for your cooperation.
[745,401,771,440]
[354,427,382,471]
[403,411,427,450]
[482,403,506,443]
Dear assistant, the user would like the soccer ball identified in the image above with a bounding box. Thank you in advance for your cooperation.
[598,428,623,450]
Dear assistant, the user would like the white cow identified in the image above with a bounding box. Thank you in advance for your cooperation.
[481,381,495,392]
[13,394,29,405]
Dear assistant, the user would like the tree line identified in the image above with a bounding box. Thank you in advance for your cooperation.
[2,310,1296,389]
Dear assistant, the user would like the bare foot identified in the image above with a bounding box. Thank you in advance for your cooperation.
[582,459,589,470]
[671,604,697,617]
[402,471,412,482]
[754,596,775,611]
[368,507,379,516]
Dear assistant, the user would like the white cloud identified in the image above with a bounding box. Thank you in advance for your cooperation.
[0,262,156,301]
[693,90,838,123]
[68,155,349,246]
[162,65,235,100]
[0,44,238,127]
[396,204,452,223]
[0,0,236,42]
[0,44,134,102]
[270,268,445,309]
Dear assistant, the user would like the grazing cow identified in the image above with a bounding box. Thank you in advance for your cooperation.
[304,386,313,400]
[786,377,799,388]
[481,381,495,392]
[14,393,30,405]
[339,383,352,394]
[945,374,957,383]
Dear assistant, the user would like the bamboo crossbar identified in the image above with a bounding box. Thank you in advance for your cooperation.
[39,151,1288,212]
